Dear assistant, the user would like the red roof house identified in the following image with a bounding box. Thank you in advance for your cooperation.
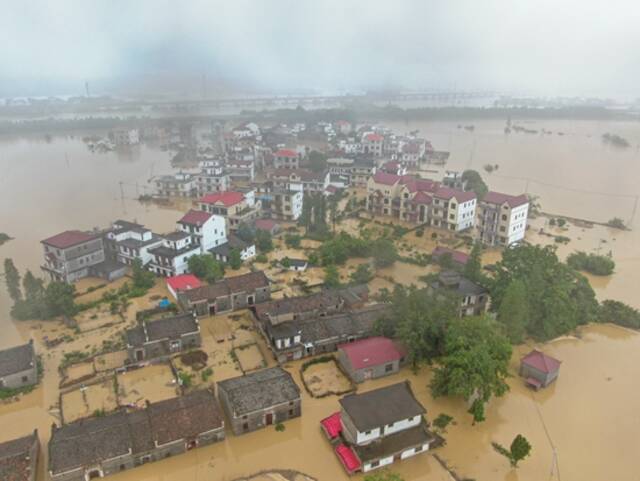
[274,149,298,158]
[520,349,561,389]
[432,246,470,266]
[41,230,97,249]
[337,337,406,383]
[483,191,529,208]
[200,191,245,207]
[178,210,214,227]
[166,274,203,299]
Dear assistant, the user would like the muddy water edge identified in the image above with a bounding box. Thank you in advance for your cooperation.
[0,119,639,481]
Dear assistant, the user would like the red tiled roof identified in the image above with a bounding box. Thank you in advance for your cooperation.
[365,133,383,142]
[521,349,561,374]
[432,246,469,265]
[372,171,400,186]
[320,412,343,439]
[411,191,433,205]
[42,230,97,249]
[434,186,476,202]
[166,274,202,292]
[179,210,213,226]
[255,219,279,231]
[483,191,529,208]
[200,191,245,207]
[338,336,405,370]
[335,444,361,473]
[402,177,438,193]
[275,149,298,158]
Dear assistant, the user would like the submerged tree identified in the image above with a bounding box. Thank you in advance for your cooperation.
[461,169,488,199]
[463,242,483,283]
[3,258,22,302]
[492,434,532,468]
[430,315,512,422]
[497,279,528,343]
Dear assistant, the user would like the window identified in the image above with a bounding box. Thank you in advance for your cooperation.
[370,460,380,468]
[22,376,29,383]
[415,445,423,452]
[385,363,394,373]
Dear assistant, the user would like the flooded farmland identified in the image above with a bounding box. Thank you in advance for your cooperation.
[1,118,640,481]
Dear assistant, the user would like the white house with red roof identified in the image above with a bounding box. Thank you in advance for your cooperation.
[177,210,227,252]
[198,191,261,231]
[362,133,384,157]
[41,231,105,283]
[337,337,406,383]
[476,191,529,246]
[273,149,300,169]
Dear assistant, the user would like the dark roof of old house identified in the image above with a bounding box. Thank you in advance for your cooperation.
[339,382,425,432]
[217,367,299,416]
[254,286,368,322]
[430,271,487,296]
[183,271,269,303]
[268,304,389,345]
[0,431,38,481]
[126,313,199,347]
[0,341,35,378]
[209,234,250,257]
[49,390,222,474]
[353,422,435,462]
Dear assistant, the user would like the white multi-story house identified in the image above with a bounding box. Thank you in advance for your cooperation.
[155,171,197,197]
[226,159,255,182]
[362,133,384,157]
[106,221,164,267]
[324,382,436,474]
[273,149,300,169]
[177,210,227,252]
[476,191,530,246]
[196,160,230,195]
[199,191,262,231]
[148,231,200,277]
[232,122,260,139]
[268,168,330,195]
[41,231,105,283]
[430,187,477,231]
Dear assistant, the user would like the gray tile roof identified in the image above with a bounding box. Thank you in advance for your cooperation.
[339,382,425,432]
[183,271,269,303]
[353,422,435,462]
[49,390,222,474]
[0,430,38,481]
[0,342,35,378]
[217,367,300,416]
[126,313,199,347]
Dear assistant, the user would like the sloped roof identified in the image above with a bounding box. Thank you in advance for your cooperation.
[483,191,529,208]
[274,149,298,158]
[434,186,477,202]
[339,382,425,432]
[364,133,383,142]
[254,219,280,231]
[200,191,245,207]
[41,230,97,249]
[0,342,35,377]
[217,367,300,416]
[0,430,38,481]
[338,336,405,370]
[166,274,202,293]
[521,349,561,374]
[372,171,400,186]
[178,210,213,226]
[432,246,469,265]
[411,191,433,205]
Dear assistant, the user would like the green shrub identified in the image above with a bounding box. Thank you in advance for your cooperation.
[567,251,615,276]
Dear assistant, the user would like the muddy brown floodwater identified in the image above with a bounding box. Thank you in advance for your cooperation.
[1,120,640,481]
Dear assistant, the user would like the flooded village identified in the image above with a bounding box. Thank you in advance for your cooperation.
[2,111,640,481]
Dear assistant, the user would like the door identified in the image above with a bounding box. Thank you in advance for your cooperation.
[247,295,255,305]
[186,439,197,450]
[209,304,216,315]
[265,413,274,425]
[135,350,144,362]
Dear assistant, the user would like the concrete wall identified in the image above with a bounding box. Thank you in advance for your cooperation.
[127,331,201,362]
[520,363,558,387]
[218,386,301,435]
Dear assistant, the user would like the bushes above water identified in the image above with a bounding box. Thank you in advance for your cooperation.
[567,251,615,276]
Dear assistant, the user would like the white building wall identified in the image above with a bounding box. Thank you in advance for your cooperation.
[507,203,529,244]
[291,191,303,220]
[363,455,394,472]
[241,245,256,260]
[453,198,477,231]
[356,427,381,445]
[200,215,227,252]
[382,416,422,436]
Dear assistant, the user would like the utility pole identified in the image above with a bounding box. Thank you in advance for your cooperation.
[85,81,90,98]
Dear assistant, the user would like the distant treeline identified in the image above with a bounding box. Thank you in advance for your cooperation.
[1,104,636,135]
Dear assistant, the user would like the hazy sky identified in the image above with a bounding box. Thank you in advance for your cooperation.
[1,0,639,98]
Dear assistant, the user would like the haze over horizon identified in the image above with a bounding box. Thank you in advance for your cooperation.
[2,0,639,100]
